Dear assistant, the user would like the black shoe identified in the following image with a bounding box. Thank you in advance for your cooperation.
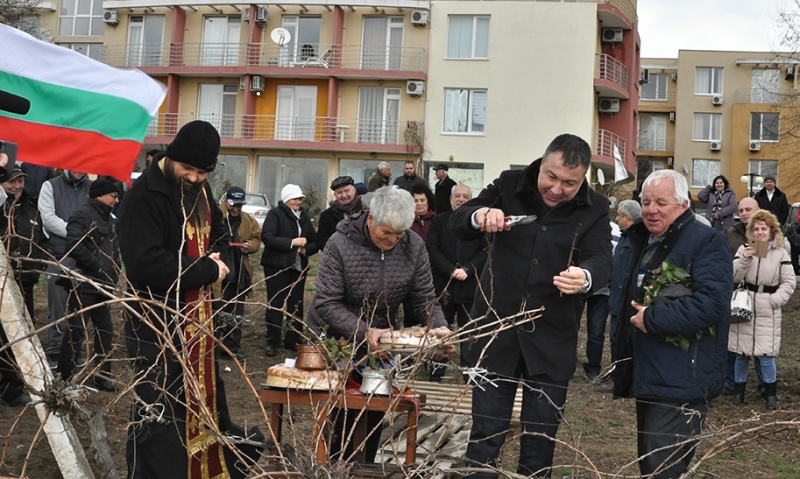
[2,392,32,407]
[93,375,117,392]
[232,352,246,362]
[265,345,277,357]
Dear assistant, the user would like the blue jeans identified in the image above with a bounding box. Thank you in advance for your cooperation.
[583,294,609,375]
[465,369,568,478]
[734,354,776,384]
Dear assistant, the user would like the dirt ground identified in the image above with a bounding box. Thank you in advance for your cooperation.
[1,262,800,479]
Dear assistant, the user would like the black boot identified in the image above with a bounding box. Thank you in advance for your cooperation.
[730,382,746,405]
[764,382,777,410]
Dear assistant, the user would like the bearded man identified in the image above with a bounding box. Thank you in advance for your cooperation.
[119,121,249,479]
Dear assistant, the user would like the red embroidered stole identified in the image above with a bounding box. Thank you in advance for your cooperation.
[183,199,229,479]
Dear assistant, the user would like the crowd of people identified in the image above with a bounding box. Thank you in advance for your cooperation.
[1,122,797,479]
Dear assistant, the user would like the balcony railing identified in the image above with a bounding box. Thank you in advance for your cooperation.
[103,43,426,72]
[636,135,674,151]
[598,53,629,91]
[146,113,422,147]
[596,129,627,161]
[732,88,800,105]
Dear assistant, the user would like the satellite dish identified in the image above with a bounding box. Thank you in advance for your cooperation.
[270,28,291,47]
[597,168,606,185]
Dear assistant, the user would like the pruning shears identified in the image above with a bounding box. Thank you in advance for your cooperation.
[481,214,537,232]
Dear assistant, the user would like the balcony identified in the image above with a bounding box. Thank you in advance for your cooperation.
[594,129,627,165]
[595,53,630,99]
[103,43,426,76]
[732,88,800,105]
[636,135,675,153]
[146,113,422,154]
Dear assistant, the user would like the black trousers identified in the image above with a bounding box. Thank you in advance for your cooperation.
[636,399,707,479]
[215,281,245,354]
[465,369,568,479]
[57,288,113,380]
[264,267,305,349]
[0,325,25,403]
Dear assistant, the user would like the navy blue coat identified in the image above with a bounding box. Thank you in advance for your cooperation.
[609,208,732,401]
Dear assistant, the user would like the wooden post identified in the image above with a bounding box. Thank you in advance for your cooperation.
[0,245,96,479]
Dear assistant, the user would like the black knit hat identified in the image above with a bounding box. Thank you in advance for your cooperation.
[90,177,119,198]
[166,120,220,172]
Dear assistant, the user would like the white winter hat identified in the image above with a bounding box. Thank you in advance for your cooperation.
[280,184,305,203]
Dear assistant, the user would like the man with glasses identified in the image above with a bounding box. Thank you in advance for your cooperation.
[317,176,363,250]
[610,170,731,478]
[450,133,612,478]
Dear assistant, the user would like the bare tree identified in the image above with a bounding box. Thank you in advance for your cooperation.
[0,0,53,40]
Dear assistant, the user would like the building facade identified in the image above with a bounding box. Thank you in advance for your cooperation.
[639,50,800,206]
[28,0,640,207]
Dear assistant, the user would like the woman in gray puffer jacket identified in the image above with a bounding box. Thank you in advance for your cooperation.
[729,210,795,410]
[306,185,452,462]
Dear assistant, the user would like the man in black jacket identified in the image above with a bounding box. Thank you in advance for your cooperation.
[433,163,457,213]
[754,175,789,224]
[316,175,363,250]
[393,160,427,192]
[450,134,612,478]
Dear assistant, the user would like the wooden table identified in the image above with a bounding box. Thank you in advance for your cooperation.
[259,388,425,465]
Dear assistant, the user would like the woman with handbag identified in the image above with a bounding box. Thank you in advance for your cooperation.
[729,210,795,409]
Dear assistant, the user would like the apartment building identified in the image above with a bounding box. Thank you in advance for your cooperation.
[639,50,800,204]
[29,0,640,206]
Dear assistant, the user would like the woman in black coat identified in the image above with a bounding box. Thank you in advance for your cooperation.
[260,184,319,356]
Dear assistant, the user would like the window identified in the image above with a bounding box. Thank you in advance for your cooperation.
[443,89,487,134]
[59,0,105,36]
[749,160,779,190]
[275,85,318,141]
[361,17,404,70]
[198,84,237,137]
[636,159,666,181]
[338,159,407,185]
[208,155,248,198]
[58,43,103,61]
[693,113,722,141]
[641,73,668,101]
[751,112,779,142]
[638,115,667,150]
[281,16,322,66]
[691,159,720,188]
[201,16,241,66]
[695,67,723,95]
[447,15,489,59]
[128,15,165,66]
[751,69,780,104]
[256,156,327,207]
[357,87,400,144]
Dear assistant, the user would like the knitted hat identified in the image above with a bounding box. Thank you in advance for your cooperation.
[226,186,246,205]
[354,182,368,195]
[280,184,305,203]
[166,120,220,172]
[90,177,119,198]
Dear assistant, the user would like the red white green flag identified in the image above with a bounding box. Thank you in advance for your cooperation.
[0,23,166,183]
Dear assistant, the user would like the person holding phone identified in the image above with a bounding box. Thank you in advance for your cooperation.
[729,210,795,410]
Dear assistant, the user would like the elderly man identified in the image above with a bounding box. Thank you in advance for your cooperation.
[119,121,245,479]
[393,160,427,192]
[426,183,487,381]
[450,133,612,478]
[367,161,391,192]
[215,186,262,361]
[317,176,363,250]
[433,164,457,213]
[610,170,732,479]
[754,175,789,224]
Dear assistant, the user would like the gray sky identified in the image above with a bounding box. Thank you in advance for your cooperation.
[638,0,792,58]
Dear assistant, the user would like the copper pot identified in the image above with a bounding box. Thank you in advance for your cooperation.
[295,344,328,370]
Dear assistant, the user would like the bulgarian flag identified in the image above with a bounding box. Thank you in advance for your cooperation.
[0,23,166,183]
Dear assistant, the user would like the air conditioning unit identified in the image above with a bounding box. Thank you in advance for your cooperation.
[598,97,620,113]
[411,10,428,26]
[710,141,722,151]
[406,80,425,96]
[250,75,265,94]
[640,69,650,84]
[103,10,118,25]
[601,27,623,43]
[255,6,268,24]
[749,140,761,152]
[671,72,678,81]
[667,156,674,167]
[669,111,676,122]
[239,76,246,90]
[711,95,724,106]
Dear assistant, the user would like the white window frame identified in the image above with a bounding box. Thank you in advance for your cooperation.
[638,115,667,150]
[691,159,720,188]
[281,15,323,66]
[749,160,779,191]
[357,87,401,144]
[201,15,241,66]
[750,112,780,142]
[58,0,105,36]
[751,69,780,104]
[641,73,668,101]
[128,15,165,67]
[58,43,103,61]
[446,15,490,59]
[692,113,722,141]
[695,67,723,95]
[443,88,487,134]
[198,84,238,137]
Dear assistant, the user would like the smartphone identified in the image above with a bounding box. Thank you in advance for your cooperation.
[0,140,18,182]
